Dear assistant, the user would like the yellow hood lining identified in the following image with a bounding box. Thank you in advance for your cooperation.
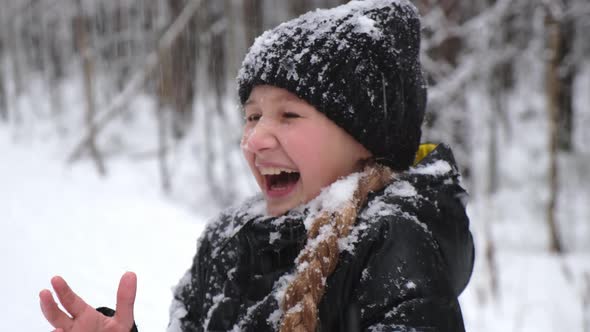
[413,143,438,166]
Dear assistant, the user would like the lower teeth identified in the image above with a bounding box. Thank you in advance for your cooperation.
[271,184,289,190]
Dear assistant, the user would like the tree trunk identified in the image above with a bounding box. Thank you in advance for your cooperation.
[207,1,226,115]
[155,103,171,193]
[75,1,107,176]
[0,35,6,121]
[484,94,499,299]
[203,97,225,204]
[243,0,263,46]
[545,6,563,253]
[224,0,247,94]
[41,16,64,129]
[0,7,8,122]
[159,0,197,139]
[0,64,6,122]
[8,15,24,103]
[557,18,575,152]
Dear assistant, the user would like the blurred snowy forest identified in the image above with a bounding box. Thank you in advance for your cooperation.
[1,0,590,331]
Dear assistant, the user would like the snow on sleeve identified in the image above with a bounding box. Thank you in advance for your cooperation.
[360,199,399,219]
[363,200,430,235]
[385,180,417,197]
[267,307,283,330]
[298,172,361,230]
[338,220,369,254]
[361,267,371,281]
[209,195,267,256]
[410,159,452,176]
[203,293,226,330]
[240,194,268,217]
[167,269,192,332]
[358,178,432,236]
[269,231,281,244]
[267,272,297,329]
[166,301,187,332]
[316,172,361,212]
[405,280,417,289]
[234,292,277,331]
[353,15,383,39]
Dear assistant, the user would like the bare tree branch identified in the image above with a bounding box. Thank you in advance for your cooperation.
[67,0,205,163]
[74,0,106,176]
[545,2,564,253]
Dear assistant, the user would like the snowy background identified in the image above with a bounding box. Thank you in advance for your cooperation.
[1,0,590,331]
[2,75,589,332]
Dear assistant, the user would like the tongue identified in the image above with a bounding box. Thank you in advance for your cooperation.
[269,172,300,190]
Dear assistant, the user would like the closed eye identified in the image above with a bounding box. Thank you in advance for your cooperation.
[283,112,301,119]
[246,114,261,122]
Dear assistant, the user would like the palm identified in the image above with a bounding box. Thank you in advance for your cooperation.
[40,272,137,332]
[75,315,126,332]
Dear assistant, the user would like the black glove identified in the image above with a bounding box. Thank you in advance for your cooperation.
[96,307,139,332]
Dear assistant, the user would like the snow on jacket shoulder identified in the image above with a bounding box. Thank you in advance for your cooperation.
[168,144,474,332]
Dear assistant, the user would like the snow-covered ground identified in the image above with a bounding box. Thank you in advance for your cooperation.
[460,201,590,332]
[0,128,207,331]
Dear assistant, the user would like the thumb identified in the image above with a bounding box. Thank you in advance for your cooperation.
[114,272,137,328]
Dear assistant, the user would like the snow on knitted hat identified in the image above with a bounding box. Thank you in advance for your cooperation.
[237,0,426,171]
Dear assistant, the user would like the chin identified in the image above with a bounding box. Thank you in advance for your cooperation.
[265,200,301,217]
[266,205,285,217]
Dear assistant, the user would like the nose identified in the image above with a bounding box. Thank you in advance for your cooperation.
[242,119,279,153]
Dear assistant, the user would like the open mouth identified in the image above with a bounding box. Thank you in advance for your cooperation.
[260,168,300,198]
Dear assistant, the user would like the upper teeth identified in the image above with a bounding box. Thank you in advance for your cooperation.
[259,167,297,175]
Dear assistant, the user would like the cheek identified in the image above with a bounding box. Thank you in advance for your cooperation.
[243,151,265,191]
[289,126,363,189]
[285,130,334,186]
[241,126,253,151]
[283,130,322,164]
[241,128,258,176]
[298,127,338,162]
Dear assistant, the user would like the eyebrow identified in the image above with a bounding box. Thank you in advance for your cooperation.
[243,99,255,107]
[243,94,303,113]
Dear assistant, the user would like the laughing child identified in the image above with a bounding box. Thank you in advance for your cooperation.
[40,0,474,331]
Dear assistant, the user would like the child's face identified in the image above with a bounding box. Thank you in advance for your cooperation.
[242,85,372,216]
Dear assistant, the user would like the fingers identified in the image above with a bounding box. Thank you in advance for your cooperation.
[51,276,90,319]
[39,289,72,329]
[115,271,137,328]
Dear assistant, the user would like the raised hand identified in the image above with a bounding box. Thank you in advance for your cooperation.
[39,272,137,332]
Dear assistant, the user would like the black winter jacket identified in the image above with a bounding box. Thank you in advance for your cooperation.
[167,144,474,332]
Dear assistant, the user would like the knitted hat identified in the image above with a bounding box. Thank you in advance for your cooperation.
[237,0,426,171]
